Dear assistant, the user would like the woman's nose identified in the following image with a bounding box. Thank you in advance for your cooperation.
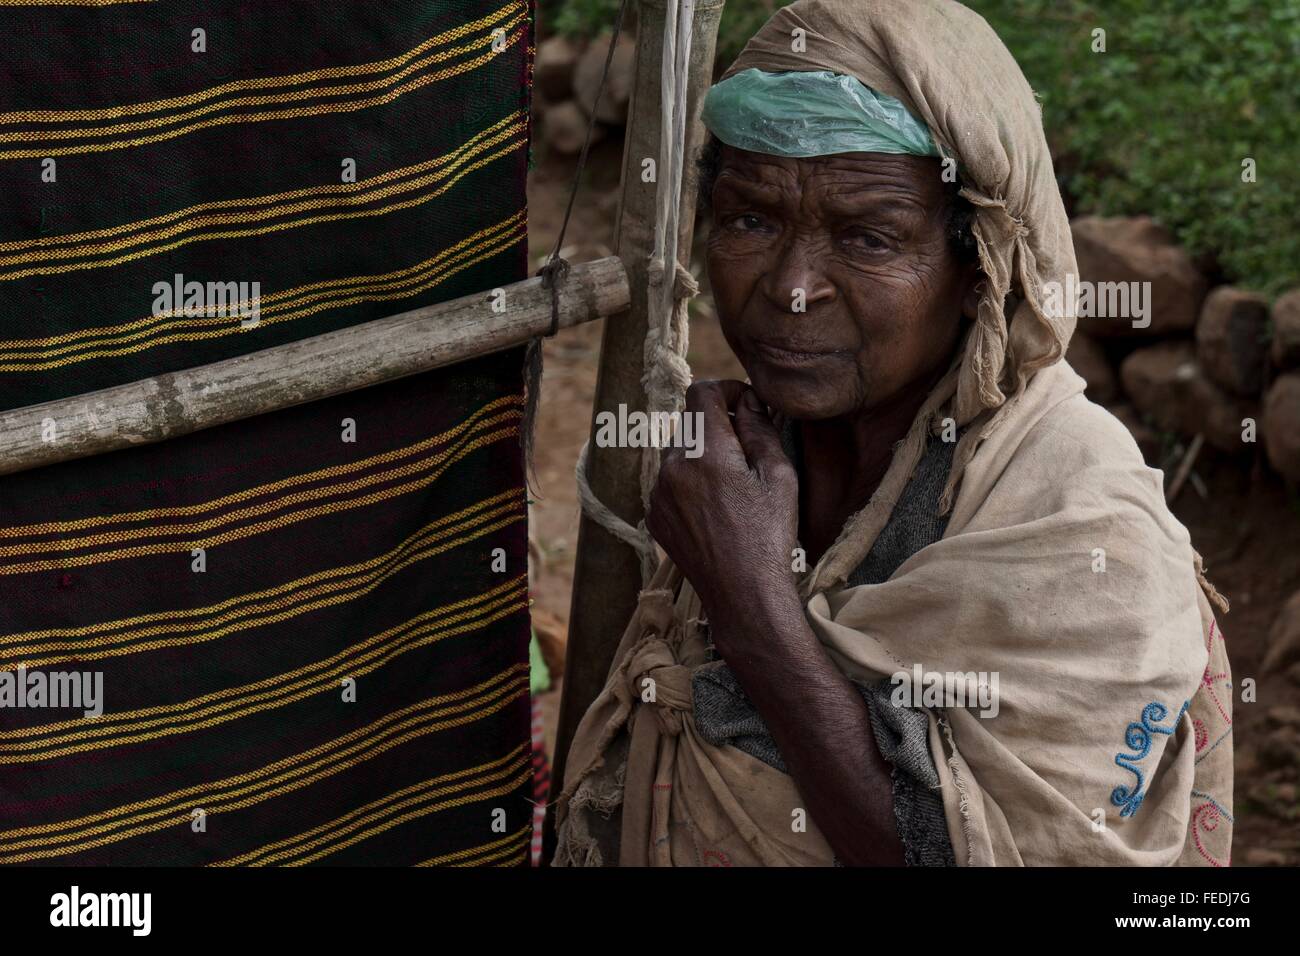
[762,234,836,314]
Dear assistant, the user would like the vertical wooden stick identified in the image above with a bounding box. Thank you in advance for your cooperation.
[546,0,724,859]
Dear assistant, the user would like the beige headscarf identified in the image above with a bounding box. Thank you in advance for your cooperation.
[720,0,1079,595]
[555,0,1232,867]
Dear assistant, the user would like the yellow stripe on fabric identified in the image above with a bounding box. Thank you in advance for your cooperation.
[1,582,528,753]
[0,15,529,160]
[0,117,528,282]
[3,516,525,672]
[0,494,523,662]
[0,2,519,125]
[0,394,520,540]
[1,598,527,764]
[0,210,525,360]
[0,223,525,372]
[0,137,528,283]
[0,210,521,348]
[0,3,520,138]
[451,835,531,867]
[1,572,527,759]
[0,111,520,256]
[5,118,523,262]
[0,409,519,559]
[219,751,531,867]
[0,666,529,863]
[0,410,518,549]
[0,664,526,845]
[414,824,531,867]
[0,12,526,150]
[0,679,531,864]
[0,424,521,576]
[493,848,529,867]
[216,749,528,866]
[0,489,520,646]
[3,546,527,676]
[284,766,533,867]
[1,395,517,541]
[0,410,519,559]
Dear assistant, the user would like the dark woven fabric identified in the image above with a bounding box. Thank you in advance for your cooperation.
[0,1,536,866]
[859,680,956,867]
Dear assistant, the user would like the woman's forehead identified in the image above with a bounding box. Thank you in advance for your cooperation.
[717,147,947,203]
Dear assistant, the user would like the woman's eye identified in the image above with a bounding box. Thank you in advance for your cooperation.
[844,230,889,251]
[728,213,768,232]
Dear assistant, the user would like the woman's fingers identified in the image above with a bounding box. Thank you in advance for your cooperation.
[686,379,749,415]
[732,390,796,484]
[684,380,749,466]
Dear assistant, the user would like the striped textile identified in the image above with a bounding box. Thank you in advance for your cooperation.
[0,0,536,866]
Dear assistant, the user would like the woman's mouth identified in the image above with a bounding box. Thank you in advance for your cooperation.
[751,342,849,367]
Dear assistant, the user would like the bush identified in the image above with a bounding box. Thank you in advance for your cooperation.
[974,0,1300,296]
[544,0,1300,295]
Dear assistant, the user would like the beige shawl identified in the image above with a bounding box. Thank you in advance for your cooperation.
[554,0,1233,866]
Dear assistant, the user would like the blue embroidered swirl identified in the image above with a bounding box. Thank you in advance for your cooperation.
[1110,700,1190,817]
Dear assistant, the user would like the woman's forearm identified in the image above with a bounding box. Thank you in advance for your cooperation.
[705,580,905,866]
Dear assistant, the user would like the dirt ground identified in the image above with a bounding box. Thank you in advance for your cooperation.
[524,144,1300,865]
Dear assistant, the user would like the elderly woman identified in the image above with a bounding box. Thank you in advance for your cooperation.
[555,0,1233,866]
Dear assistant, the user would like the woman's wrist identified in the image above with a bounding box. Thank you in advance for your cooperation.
[703,563,802,628]
[706,574,821,685]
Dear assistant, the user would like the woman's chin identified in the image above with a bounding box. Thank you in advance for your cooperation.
[749,371,856,421]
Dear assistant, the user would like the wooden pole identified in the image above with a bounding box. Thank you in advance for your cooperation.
[547,0,724,856]
[0,256,628,477]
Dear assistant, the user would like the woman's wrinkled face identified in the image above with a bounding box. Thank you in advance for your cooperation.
[707,145,979,420]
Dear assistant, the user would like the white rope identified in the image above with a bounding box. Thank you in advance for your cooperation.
[575,2,699,585]
[574,439,661,582]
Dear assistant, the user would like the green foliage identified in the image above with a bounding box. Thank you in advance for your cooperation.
[538,0,622,38]
[710,0,789,66]
[544,0,1299,294]
[972,0,1300,295]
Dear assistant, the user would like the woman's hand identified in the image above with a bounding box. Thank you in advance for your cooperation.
[646,380,800,630]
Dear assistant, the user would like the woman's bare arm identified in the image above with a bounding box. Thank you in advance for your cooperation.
[647,379,904,866]
[705,576,905,865]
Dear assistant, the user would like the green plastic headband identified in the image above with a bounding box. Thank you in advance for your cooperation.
[701,68,939,159]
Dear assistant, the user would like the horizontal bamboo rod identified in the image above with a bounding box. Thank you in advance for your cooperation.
[0,256,629,477]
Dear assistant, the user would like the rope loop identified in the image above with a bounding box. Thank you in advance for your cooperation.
[538,255,572,337]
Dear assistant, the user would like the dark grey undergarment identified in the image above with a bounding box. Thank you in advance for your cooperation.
[691,422,958,866]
